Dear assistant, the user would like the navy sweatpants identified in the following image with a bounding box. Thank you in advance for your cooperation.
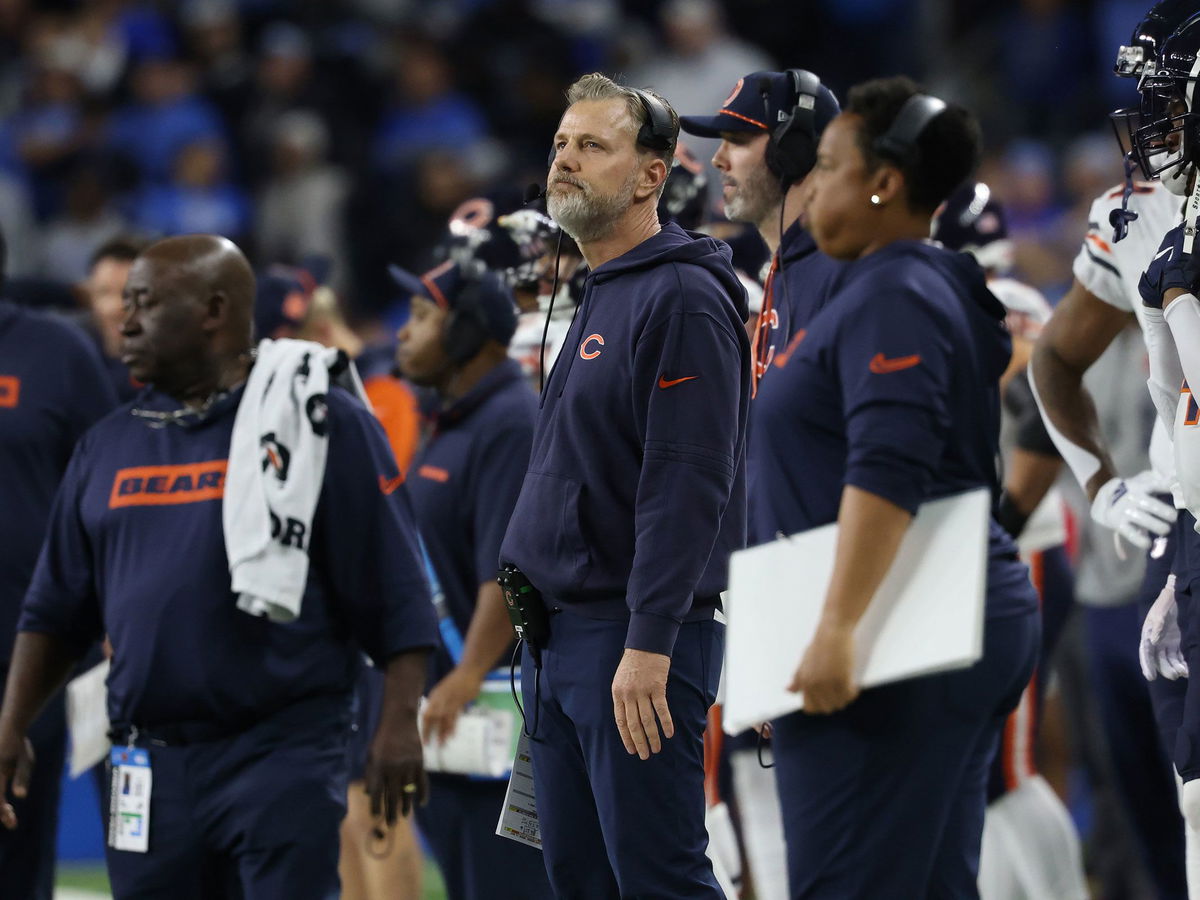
[0,682,64,900]
[773,610,1039,899]
[520,609,724,899]
[1087,602,1188,899]
[105,698,349,900]
[416,773,552,900]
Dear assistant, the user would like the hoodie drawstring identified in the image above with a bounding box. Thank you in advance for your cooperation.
[750,254,780,398]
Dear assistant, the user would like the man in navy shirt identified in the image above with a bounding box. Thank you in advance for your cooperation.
[500,73,750,898]
[680,69,844,896]
[389,259,550,899]
[681,69,843,401]
[0,234,436,898]
[0,236,116,900]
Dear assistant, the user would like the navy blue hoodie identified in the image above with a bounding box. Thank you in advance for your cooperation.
[750,240,1035,618]
[500,223,751,656]
[756,221,845,381]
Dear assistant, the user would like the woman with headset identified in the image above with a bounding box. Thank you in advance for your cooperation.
[752,76,1040,897]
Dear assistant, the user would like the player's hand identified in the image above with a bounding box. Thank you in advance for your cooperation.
[789,623,858,714]
[1141,574,1189,681]
[365,714,426,824]
[421,666,484,746]
[0,730,33,830]
[612,649,673,760]
[1091,474,1176,551]
[1139,223,1200,309]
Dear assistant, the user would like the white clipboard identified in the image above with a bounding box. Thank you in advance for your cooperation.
[66,659,110,778]
[723,488,990,735]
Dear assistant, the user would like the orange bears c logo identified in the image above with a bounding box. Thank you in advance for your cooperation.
[722,78,744,109]
[0,376,19,408]
[580,334,605,360]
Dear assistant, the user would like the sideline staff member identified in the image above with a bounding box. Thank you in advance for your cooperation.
[391,260,551,899]
[681,69,842,398]
[756,77,1039,896]
[0,235,436,898]
[0,238,116,900]
[500,73,751,898]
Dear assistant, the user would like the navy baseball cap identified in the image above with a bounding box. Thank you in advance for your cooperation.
[254,266,314,339]
[388,260,518,347]
[680,70,840,139]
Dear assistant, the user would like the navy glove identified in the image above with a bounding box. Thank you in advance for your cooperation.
[1140,223,1200,309]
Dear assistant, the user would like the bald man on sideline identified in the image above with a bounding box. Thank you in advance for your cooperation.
[0,235,436,899]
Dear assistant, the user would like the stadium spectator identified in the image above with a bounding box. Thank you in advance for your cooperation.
[106,56,227,185]
[372,37,488,172]
[39,165,127,282]
[255,111,350,285]
[132,138,250,239]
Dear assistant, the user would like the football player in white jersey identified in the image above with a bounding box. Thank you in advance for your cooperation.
[1030,2,1195,895]
[1130,10,1200,895]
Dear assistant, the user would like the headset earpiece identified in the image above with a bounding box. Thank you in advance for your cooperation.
[872,94,947,169]
[764,69,822,186]
[630,88,675,154]
[442,279,491,365]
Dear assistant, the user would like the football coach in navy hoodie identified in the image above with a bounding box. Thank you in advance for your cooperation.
[499,73,751,898]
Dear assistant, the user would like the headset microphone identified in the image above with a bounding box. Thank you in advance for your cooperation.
[524,183,546,205]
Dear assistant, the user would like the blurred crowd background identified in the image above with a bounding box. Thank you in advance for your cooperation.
[0,0,1165,327]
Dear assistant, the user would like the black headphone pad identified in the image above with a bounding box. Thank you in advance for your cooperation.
[442,283,491,365]
[767,117,816,186]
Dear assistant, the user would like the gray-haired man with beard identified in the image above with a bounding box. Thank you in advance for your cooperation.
[498,73,751,897]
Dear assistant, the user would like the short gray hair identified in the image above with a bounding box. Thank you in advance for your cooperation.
[564,73,679,169]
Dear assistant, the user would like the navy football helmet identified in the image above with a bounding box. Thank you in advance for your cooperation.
[437,197,560,291]
[1113,0,1196,77]
[1124,10,1200,194]
[658,141,709,232]
[932,182,1012,274]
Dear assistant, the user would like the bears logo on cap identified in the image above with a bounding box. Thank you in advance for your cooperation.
[722,78,744,110]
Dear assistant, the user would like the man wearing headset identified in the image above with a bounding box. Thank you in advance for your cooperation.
[390,259,550,900]
[499,73,750,898]
[681,69,843,401]
[679,70,842,900]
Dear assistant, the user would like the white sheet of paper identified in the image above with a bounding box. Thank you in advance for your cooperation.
[495,732,541,850]
[66,659,110,778]
[723,488,990,735]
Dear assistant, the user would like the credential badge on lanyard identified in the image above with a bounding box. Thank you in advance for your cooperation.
[109,736,152,853]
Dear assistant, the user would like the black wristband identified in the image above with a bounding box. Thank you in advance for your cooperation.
[996,492,1030,540]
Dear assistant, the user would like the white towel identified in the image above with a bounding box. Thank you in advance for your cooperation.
[223,338,366,622]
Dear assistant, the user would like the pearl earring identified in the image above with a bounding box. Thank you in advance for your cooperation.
[870,194,882,206]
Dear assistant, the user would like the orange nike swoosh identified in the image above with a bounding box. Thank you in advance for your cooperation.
[869,353,921,374]
[658,375,699,389]
[378,473,405,495]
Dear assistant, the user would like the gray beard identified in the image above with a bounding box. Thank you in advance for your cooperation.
[725,166,783,226]
[547,172,639,243]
